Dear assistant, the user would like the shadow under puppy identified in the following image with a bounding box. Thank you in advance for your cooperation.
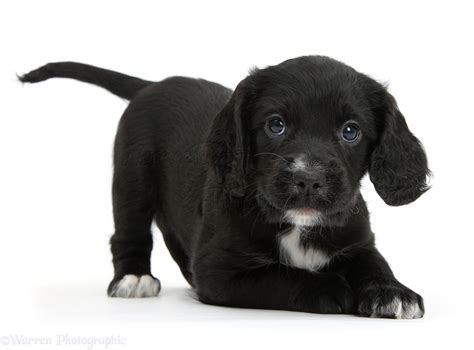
[20,56,430,318]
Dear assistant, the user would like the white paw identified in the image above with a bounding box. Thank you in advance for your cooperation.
[109,275,161,298]
[371,296,423,319]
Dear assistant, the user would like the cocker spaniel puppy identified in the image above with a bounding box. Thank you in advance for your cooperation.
[20,56,429,318]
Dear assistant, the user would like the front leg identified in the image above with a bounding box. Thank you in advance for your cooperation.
[193,254,354,314]
[347,247,424,319]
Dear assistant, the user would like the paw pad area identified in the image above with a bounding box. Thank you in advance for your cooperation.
[109,274,161,298]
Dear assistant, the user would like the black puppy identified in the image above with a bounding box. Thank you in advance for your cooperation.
[20,56,429,318]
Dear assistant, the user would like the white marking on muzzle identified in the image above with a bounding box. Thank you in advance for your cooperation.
[284,208,322,227]
[291,156,308,172]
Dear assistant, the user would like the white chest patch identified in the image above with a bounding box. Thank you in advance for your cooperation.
[278,226,331,272]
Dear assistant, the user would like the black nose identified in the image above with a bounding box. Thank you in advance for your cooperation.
[293,171,326,194]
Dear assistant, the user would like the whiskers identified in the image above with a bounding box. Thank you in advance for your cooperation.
[253,152,289,163]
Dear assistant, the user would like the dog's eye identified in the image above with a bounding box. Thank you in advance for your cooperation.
[341,122,361,143]
[267,115,285,135]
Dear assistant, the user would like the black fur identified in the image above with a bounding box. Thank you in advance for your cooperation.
[20,56,429,318]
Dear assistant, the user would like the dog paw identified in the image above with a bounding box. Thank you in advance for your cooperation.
[357,280,424,319]
[108,274,161,298]
[293,274,355,314]
[315,287,355,314]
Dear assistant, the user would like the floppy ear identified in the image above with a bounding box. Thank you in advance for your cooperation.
[207,79,252,198]
[369,93,430,206]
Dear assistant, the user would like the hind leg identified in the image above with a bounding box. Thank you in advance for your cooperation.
[159,227,194,287]
[107,145,161,298]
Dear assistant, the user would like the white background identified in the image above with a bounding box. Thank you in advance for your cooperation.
[0,1,472,349]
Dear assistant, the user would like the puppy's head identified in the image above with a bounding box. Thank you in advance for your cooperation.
[208,56,430,225]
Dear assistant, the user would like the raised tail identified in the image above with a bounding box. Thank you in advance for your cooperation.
[19,62,153,100]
